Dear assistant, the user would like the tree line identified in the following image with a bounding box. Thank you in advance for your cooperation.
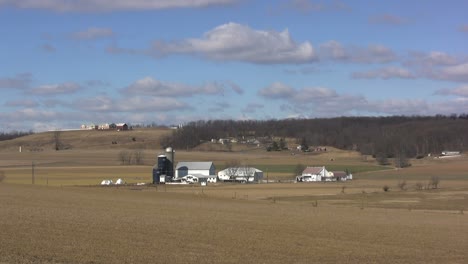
[0,131,33,141]
[161,115,468,164]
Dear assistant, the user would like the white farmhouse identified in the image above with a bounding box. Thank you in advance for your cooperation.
[296,166,331,182]
[218,167,264,183]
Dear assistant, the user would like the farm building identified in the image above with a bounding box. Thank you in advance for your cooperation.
[331,171,352,181]
[116,123,128,131]
[296,167,352,182]
[175,161,216,180]
[441,151,461,156]
[296,166,332,182]
[218,167,264,183]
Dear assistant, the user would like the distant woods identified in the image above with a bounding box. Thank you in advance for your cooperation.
[162,115,468,163]
[0,131,33,141]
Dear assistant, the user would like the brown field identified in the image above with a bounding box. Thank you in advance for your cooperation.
[1,130,467,263]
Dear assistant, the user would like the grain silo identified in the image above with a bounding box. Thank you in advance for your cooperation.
[165,147,175,178]
[152,154,167,184]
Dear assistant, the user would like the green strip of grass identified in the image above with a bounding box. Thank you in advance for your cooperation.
[245,164,391,174]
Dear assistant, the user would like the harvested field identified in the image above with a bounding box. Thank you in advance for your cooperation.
[1,134,468,263]
[1,183,467,263]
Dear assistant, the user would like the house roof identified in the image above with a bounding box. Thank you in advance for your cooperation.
[302,167,324,175]
[176,162,214,170]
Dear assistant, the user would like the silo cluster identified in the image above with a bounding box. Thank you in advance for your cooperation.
[152,147,174,184]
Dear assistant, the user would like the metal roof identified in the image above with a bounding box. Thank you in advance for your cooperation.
[302,166,324,175]
[175,162,214,170]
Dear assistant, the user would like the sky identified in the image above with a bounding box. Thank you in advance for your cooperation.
[1,0,468,132]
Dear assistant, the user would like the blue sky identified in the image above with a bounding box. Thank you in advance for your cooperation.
[1,0,468,131]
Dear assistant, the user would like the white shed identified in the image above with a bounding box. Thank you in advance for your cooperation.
[218,167,264,182]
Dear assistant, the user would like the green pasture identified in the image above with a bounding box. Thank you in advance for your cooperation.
[250,164,391,175]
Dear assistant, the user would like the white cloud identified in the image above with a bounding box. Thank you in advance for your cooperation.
[242,103,264,113]
[435,85,468,97]
[31,82,82,95]
[151,23,317,64]
[0,73,32,89]
[0,0,236,12]
[292,87,338,103]
[435,63,468,82]
[405,51,459,67]
[257,82,464,117]
[258,82,295,99]
[72,27,114,40]
[320,41,396,63]
[352,67,416,79]
[123,77,225,97]
[118,96,190,112]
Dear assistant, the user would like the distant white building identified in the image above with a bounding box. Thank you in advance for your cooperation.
[296,167,352,182]
[441,151,461,156]
[296,166,331,182]
[218,167,264,183]
[175,161,216,179]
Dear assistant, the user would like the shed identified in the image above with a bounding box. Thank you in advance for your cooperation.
[116,123,128,131]
[218,167,264,182]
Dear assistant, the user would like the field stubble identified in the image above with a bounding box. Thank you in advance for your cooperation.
[0,183,467,263]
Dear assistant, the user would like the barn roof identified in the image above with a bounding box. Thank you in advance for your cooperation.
[332,171,347,177]
[176,162,214,170]
[302,166,324,175]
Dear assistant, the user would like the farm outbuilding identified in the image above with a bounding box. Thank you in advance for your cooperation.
[218,167,263,183]
[116,123,128,131]
[331,171,348,181]
[175,162,216,180]
[296,166,331,182]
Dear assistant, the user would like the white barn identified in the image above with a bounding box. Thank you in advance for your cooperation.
[175,161,216,180]
[296,166,332,182]
[218,167,264,183]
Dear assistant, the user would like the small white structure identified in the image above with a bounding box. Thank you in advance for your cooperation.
[175,162,216,180]
[115,178,125,185]
[296,166,331,182]
[218,167,264,183]
[441,151,461,156]
[100,179,113,185]
[181,174,217,184]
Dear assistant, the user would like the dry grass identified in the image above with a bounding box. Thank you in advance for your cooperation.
[1,135,468,263]
[0,183,466,263]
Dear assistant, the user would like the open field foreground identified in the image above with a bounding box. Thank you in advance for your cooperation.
[1,183,467,264]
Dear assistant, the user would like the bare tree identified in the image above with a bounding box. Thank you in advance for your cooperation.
[294,163,306,176]
[237,165,253,183]
[224,160,241,180]
[118,150,132,165]
[133,150,144,165]
[429,176,440,189]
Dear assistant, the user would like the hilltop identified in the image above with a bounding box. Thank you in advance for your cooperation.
[0,128,172,152]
